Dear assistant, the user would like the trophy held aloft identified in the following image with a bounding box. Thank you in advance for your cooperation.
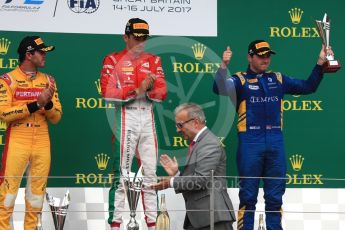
[315,13,341,73]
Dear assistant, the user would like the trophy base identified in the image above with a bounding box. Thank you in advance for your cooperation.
[127,223,140,230]
[323,60,341,73]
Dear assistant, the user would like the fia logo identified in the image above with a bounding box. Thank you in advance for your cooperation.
[5,0,44,4]
[67,0,100,14]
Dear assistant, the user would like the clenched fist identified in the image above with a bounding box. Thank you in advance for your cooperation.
[317,44,335,66]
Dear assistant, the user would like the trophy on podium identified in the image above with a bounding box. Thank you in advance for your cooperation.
[315,13,341,73]
[46,190,71,230]
[123,166,144,230]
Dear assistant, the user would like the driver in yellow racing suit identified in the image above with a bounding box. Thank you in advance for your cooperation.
[0,36,62,230]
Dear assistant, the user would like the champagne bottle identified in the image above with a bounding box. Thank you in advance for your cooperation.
[258,214,266,230]
[156,194,170,230]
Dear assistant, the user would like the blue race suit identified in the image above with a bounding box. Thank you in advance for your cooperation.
[213,64,324,230]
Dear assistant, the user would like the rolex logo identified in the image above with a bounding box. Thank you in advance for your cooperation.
[192,43,206,60]
[0,121,6,131]
[289,8,303,24]
[95,153,110,170]
[95,79,101,96]
[0,38,11,55]
[289,154,304,171]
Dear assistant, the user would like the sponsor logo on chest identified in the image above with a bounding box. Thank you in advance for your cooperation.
[121,67,134,73]
[250,96,279,103]
[141,62,149,68]
[14,88,44,100]
[248,85,259,90]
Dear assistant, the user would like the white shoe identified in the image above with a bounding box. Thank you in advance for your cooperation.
[111,228,120,230]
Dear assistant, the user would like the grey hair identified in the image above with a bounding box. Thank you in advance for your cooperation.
[174,103,206,123]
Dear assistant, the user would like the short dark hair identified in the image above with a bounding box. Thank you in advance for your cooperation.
[18,51,35,64]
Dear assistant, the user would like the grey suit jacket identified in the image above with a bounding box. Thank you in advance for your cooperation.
[173,128,236,229]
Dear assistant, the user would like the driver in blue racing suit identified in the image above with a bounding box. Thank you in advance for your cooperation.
[213,40,334,230]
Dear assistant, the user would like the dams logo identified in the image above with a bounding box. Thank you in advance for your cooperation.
[75,153,113,185]
[0,38,18,70]
[286,154,323,185]
[173,43,221,74]
[270,8,319,38]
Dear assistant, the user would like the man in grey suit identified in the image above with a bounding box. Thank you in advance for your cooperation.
[151,103,235,230]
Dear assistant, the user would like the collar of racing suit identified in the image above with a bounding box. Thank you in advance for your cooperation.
[17,66,37,80]
[122,48,145,61]
[246,65,268,78]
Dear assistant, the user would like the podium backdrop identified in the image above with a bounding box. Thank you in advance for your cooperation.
[0,0,344,189]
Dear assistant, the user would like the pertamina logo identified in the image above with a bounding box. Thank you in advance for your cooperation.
[286,154,323,185]
[270,8,319,38]
[0,38,19,70]
[0,120,7,146]
[173,43,221,74]
[75,79,116,109]
[75,153,114,185]
[67,0,100,14]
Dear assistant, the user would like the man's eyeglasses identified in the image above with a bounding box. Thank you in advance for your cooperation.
[175,118,195,129]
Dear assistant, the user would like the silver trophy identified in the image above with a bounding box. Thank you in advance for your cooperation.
[315,13,341,72]
[123,166,144,230]
[46,190,71,230]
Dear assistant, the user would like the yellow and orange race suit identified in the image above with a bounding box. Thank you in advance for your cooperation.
[0,67,62,230]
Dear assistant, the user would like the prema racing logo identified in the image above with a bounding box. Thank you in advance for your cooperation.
[67,0,100,14]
